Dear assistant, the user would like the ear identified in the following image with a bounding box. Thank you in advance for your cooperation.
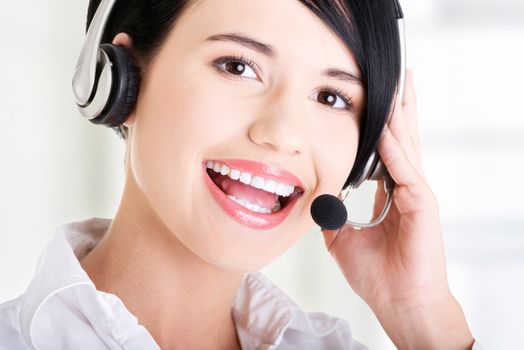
[123,110,136,128]
[111,32,137,128]
[112,32,132,49]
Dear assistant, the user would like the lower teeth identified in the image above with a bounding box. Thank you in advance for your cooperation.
[227,195,281,214]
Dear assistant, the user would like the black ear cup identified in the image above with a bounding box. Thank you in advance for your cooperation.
[90,43,140,127]
[349,151,382,189]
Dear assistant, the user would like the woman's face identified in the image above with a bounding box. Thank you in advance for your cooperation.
[124,0,365,272]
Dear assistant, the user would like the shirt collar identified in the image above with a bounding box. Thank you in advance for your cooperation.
[17,217,313,349]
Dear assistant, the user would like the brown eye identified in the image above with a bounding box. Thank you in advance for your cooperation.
[225,62,246,75]
[318,91,339,107]
[214,55,259,80]
[313,86,354,112]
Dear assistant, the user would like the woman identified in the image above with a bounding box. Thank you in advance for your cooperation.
[0,0,481,349]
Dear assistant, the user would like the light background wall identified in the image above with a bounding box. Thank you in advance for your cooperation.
[1,1,523,349]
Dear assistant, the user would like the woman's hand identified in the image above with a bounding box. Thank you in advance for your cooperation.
[321,70,475,350]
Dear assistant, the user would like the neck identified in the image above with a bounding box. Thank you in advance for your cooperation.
[80,176,244,350]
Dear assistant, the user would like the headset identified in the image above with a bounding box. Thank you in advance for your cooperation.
[72,0,407,230]
[72,0,138,137]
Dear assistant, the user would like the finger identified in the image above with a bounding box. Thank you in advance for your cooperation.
[388,97,420,171]
[378,125,422,187]
[378,126,437,216]
[402,69,422,156]
[389,71,423,171]
[402,69,420,146]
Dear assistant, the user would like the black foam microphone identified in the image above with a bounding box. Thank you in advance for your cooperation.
[310,194,348,230]
[310,174,395,231]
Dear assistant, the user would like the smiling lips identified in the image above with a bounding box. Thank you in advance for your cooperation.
[203,159,304,230]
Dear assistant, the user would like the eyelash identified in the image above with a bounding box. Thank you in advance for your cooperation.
[213,54,262,78]
[317,85,355,112]
[212,54,355,113]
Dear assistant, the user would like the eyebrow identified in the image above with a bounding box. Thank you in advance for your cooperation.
[205,32,363,86]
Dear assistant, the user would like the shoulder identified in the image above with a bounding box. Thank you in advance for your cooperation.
[281,308,369,349]
[234,272,369,349]
[0,296,31,349]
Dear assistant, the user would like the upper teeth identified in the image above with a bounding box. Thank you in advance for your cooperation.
[206,161,297,197]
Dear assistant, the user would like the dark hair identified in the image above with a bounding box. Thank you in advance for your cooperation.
[86,0,401,188]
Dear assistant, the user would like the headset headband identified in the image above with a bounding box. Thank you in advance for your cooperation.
[72,0,117,109]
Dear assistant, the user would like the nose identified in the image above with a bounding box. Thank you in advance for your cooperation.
[248,82,307,157]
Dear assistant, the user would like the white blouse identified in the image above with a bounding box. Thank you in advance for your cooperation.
[0,217,483,350]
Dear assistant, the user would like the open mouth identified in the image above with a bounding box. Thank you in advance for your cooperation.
[205,160,304,215]
[206,169,298,213]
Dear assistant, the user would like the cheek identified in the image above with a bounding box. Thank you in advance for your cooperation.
[126,63,226,231]
[131,59,240,179]
[314,121,360,194]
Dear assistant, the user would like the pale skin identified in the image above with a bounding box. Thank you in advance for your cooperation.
[79,0,474,349]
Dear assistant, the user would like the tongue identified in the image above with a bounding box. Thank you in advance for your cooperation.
[214,174,279,209]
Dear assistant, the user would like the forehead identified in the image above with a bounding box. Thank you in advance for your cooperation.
[179,0,360,74]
